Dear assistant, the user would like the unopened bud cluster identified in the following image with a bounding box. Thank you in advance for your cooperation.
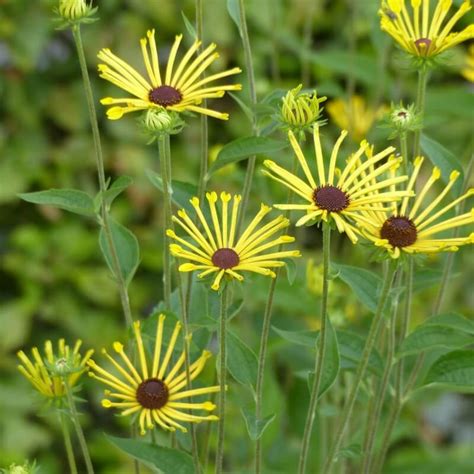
[142,108,186,139]
[381,102,422,139]
[56,0,97,25]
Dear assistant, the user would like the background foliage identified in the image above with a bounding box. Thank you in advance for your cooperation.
[1,0,473,472]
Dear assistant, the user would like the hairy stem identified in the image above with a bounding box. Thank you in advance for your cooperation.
[298,223,331,474]
[59,411,78,474]
[413,66,428,159]
[71,25,133,328]
[323,261,398,473]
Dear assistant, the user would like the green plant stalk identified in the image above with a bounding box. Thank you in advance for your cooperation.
[158,134,173,309]
[59,411,78,474]
[64,380,94,474]
[360,269,403,473]
[301,0,318,85]
[215,285,229,474]
[323,260,398,473]
[298,223,331,474]
[373,156,474,473]
[236,0,259,234]
[400,132,409,176]
[412,66,428,159]
[71,25,133,328]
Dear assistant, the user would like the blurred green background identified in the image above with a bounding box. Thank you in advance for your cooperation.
[1,0,473,472]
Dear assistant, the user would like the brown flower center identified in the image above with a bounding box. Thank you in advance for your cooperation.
[414,38,432,54]
[313,185,350,212]
[136,378,169,409]
[380,216,417,248]
[212,248,240,269]
[149,85,182,107]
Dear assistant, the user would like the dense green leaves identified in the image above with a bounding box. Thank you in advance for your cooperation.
[19,189,95,217]
[332,264,381,313]
[99,219,140,286]
[106,435,194,474]
[397,313,474,358]
[241,409,275,441]
[421,135,464,195]
[227,330,258,388]
[207,136,288,177]
[423,350,474,391]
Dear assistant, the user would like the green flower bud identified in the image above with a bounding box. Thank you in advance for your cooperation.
[58,0,90,20]
[142,108,186,139]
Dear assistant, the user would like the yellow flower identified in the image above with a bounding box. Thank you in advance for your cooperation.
[461,43,474,81]
[88,316,219,435]
[168,192,301,291]
[326,96,387,142]
[355,156,474,257]
[263,127,410,243]
[380,0,474,58]
[17,340,93,398]
[98,29,242,121]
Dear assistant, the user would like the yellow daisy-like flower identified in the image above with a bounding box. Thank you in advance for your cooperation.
[461,43,474,81]
[168,192,301,291]
[326,96,388,142]
[263,127,410,243]
[98,29,242,121]
[17,339,93,398]
[88,316,219,435]
[356,156,474,257]
[380,0,474,58]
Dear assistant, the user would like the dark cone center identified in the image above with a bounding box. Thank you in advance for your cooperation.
[149,85,182,107]
[313,185,350,212]
[414,38,432,53]
[136,378,169,409]
[380,216,417,248]
[212,248,240,269]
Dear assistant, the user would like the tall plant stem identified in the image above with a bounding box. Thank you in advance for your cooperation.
[236,0,259,233]
[374,155,474,473]
[158,134,173,309]
[323,261,398,473]
[71,25,133,328]
[413,66,428,159]
[215,285,229,474]
[59,411,78,474]
[64,381,94,474]
[298,223,331,474]
[400,132,409,176]
[301,0,318,85]
[360,268,403,473]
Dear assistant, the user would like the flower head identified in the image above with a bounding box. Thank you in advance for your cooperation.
[355,156,474,257]
[263,127,410,242]
[98,30,242,121]
[278,84,327,138]
[382,102,422,138]
[380,0,474,59]
[88,316,219,435]
[461,43,474,81]
[17,340,93,399]
[4,461,39,474]
[168,192,301,291]
[57,0,96,23]
[326,96,387,142]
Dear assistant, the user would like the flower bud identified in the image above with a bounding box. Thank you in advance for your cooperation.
[142,108,186,139]
[381,102,422,138]
[58,0,91,21]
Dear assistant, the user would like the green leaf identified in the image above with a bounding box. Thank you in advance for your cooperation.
[272,326,317,348]
[207,137,288,177]
[420,135,464,196]
[181,11,197,39]
[241,409,276,441]
[285,258,298,285]
[397,314,474,358]
[335,444,363,461]
[227,330,258,388]
[102,176,133,207]
[99,219,140,286]
[106,435,194,474]
[337,330,384,376]
[227,0,242,34]
[332,263,381,313]
[307,317,340,398]
[18,189,95,217]
[229,92,254,123]
[423,350,474,391]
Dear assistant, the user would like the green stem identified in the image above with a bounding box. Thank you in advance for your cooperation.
[360,269,403,473]
[400,132,409,176]
[298,223,331,474]
[71,25,133,328]
[64,380,94,474]
[301,0,318,85]
[413,66,428,159]
[158,134,173,309]
[236,0,259,234]
[323,261,398,473]
[215,285,229,474]
[59,411,78,474]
